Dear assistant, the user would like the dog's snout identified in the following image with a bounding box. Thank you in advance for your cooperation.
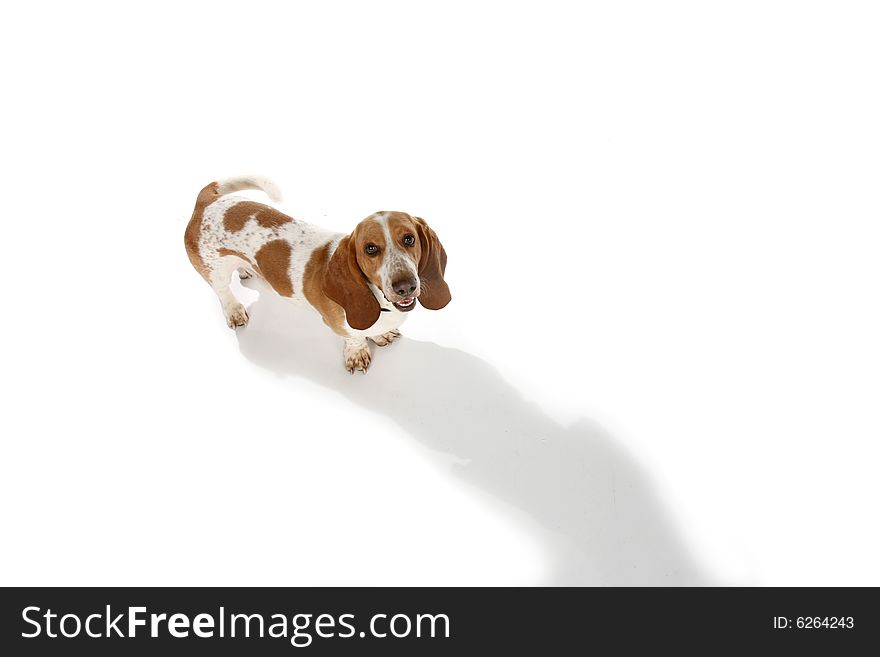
[392,277,418,297]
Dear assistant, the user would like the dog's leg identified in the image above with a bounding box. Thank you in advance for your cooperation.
[210,258,249,329]
[343,337,372,374]
[370,329,401,347]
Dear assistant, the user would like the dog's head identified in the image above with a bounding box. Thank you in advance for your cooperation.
[322,211,450,330]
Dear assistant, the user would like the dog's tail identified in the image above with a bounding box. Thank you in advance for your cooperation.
[214,175,283,203]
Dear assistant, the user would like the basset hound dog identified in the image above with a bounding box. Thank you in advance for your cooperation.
[184,176,451,373]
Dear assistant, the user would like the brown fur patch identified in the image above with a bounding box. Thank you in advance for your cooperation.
[254,239,294,297]
[350,219,387,288]
[322,235,382,330]
[386,212,423,276]
[217,247,254,266]
[412,216,451,309]
[303,241,349,336]
[387,213,421,256]
[223,201,293,232]
[184,182,219,279]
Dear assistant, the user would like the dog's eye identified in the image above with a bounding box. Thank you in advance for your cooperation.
[365,243,379,256]
[402,234,415,247]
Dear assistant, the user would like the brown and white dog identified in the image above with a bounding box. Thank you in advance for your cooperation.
[184,176,451,373]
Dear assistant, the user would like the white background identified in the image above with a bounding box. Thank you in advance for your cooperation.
[1,1,878,586]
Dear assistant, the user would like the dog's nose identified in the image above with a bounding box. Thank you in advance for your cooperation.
[392,277,418,297]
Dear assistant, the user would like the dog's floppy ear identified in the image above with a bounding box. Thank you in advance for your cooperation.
[322,236,381,330]
[413,217,451,310]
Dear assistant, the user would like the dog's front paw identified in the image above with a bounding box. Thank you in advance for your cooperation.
[370,330,401,347]
[344,341,372,374]
[224,303,249,329]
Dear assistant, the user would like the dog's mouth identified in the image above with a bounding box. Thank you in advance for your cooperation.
[392,296,417,312]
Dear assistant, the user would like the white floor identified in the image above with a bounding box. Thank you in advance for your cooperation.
[2,2,879,586]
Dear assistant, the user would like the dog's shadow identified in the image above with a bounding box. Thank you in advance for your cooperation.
[235,280,712,585]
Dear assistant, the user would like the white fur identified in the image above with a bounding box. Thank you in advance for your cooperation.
[216,175,283,203]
